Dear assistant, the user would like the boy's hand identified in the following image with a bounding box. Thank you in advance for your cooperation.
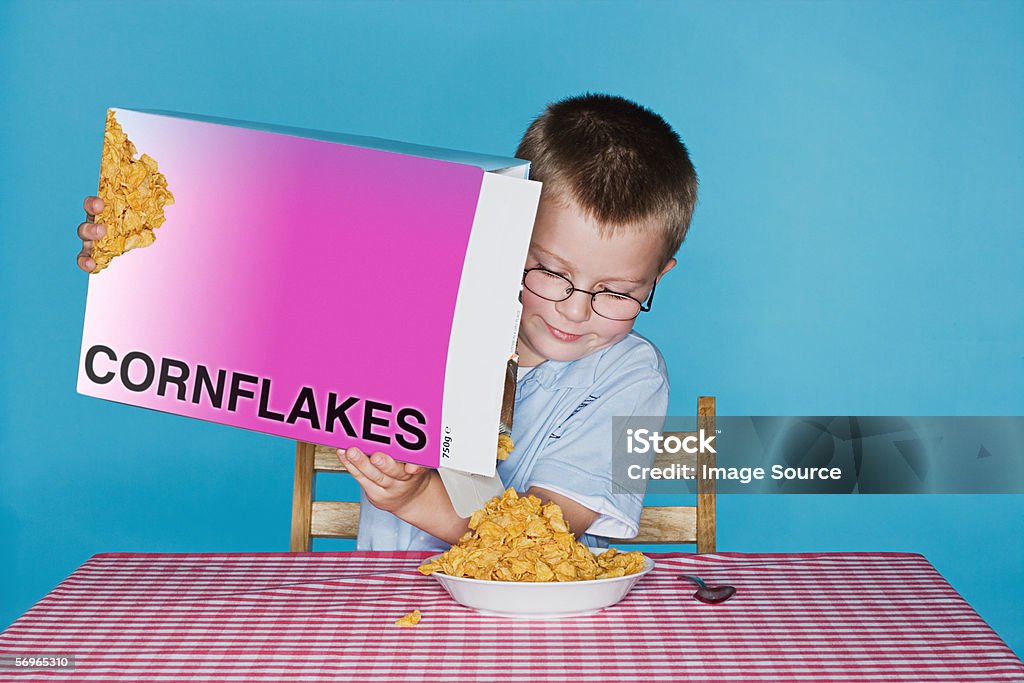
[77,196,106,272]
[338,447,433,515]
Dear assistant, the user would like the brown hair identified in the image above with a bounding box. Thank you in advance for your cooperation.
[515,93,698,266]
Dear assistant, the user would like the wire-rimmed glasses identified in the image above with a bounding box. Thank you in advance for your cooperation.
[522,267,656,321]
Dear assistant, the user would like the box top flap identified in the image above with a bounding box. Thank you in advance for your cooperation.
[127,108,531,173]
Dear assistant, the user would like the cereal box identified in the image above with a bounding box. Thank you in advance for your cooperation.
[78,108,540,476]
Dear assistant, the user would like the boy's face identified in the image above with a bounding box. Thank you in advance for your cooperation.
[517,194,676,367]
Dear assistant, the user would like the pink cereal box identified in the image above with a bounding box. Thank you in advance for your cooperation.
[78,108,540,476]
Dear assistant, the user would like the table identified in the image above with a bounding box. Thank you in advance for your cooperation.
[2,551,1022,681]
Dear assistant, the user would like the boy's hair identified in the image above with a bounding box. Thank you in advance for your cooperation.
[516,93,698,267]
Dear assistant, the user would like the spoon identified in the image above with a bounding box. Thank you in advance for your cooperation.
[677,574,737,604]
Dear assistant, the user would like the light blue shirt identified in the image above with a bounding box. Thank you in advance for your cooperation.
[356,331,669,550]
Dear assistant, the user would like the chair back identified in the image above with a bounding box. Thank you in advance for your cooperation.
[290,396,716,553]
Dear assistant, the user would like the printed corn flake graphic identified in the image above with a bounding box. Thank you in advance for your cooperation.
[92,110,174,274]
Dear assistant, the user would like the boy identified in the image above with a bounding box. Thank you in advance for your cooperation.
[76,93,698,551]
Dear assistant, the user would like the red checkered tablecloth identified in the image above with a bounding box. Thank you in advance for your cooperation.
[1,551,1022,681]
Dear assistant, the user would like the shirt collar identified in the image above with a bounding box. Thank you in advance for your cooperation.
[521,348,602,391]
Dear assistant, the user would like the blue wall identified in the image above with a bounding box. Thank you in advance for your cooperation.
[1,0,1021,656]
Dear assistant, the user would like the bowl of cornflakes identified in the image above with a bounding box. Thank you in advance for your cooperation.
[419,488,654,618]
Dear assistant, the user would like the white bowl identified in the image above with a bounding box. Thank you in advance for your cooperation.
[423,547,655,619]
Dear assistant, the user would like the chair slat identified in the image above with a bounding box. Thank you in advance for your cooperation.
[313,444,348,472]
[609,506,697,545]
[317,441,695,476]
[311,501,361,539]
[652,432,698,471]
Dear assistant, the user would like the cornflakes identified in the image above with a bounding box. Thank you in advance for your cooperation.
[496,433,513,461]
[419,488,646,582]
[394,609,422,627]
[91,110,174,274]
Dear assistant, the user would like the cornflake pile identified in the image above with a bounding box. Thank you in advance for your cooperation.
[418,488,646,582]
[92,109,175,274]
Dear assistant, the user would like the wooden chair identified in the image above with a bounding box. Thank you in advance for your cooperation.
[607,396,717,552]
[290,396,716,553]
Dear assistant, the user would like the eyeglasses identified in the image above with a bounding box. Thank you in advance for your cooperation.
[522,267,657,321]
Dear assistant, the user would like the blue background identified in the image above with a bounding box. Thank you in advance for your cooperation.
[1,0,1021,656]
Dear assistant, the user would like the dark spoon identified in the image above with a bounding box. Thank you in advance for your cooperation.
[677,574,737,604]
